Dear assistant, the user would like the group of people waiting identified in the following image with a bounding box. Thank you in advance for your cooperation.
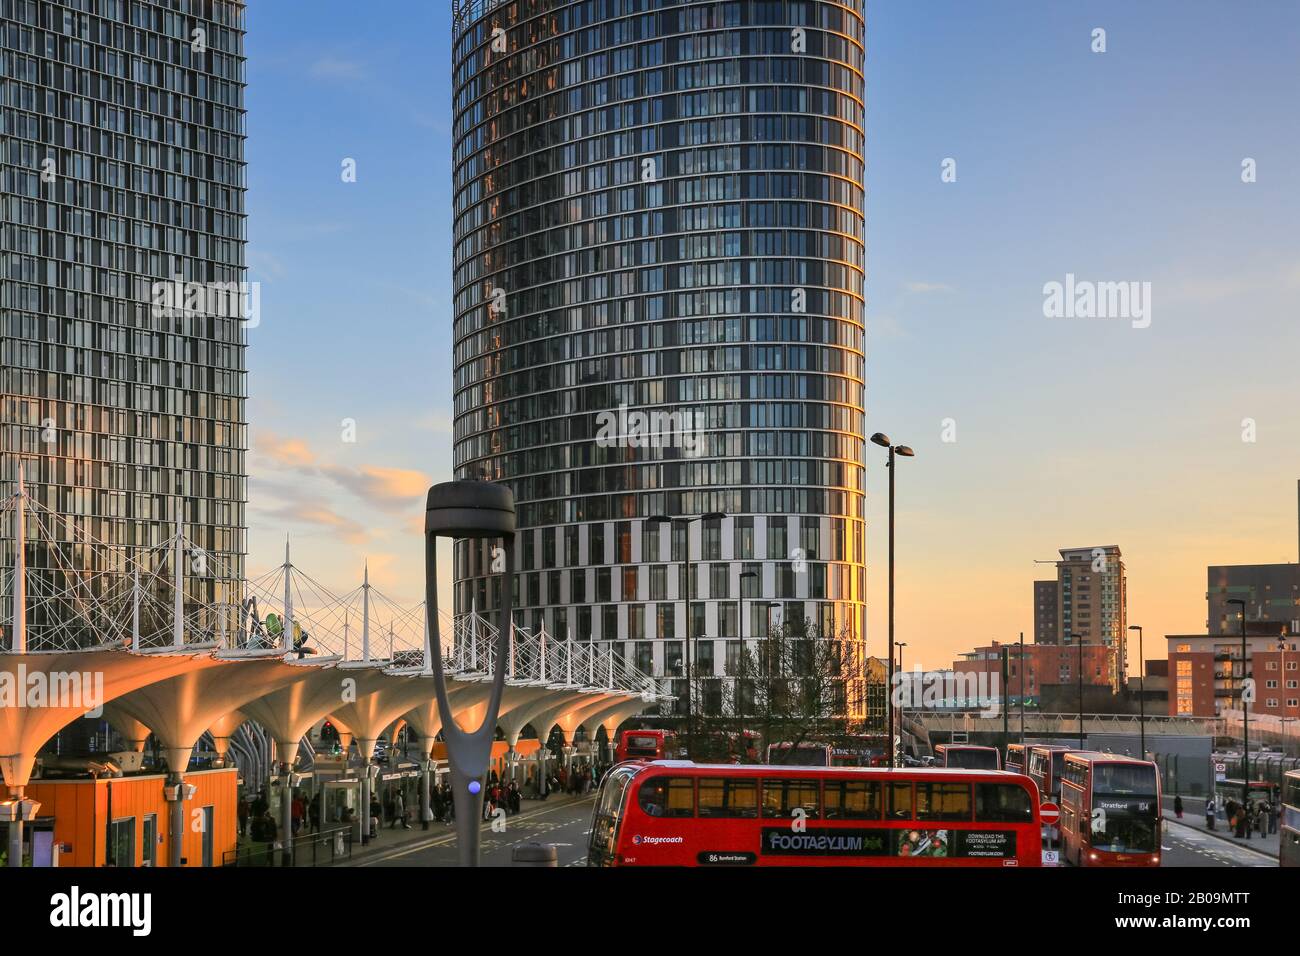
[1198,793,1280,837]
[481,777,524,819]
[237,789,324,843]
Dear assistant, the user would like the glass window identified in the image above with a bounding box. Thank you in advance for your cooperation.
[767,519,788,560]
[975,783,1034,823]
[823,780,882,819]
[638,776,694,818]
[887,781,913,819]
[697,777,758,818]
[916,782,972,821]
[762,778,821,819]
[664,641,684,675]
[734,516,754,559]
[142,814,157,867]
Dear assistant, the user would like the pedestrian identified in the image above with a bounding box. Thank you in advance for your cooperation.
[396,790,410,829]
[1268,800,1278,835]
[1257,801,1267,837]
[309,792,321,834]
[1205,797,1215,830]
[1174,795,1183,820]
[237,797,250,837]
[291,791,305,835]
[369,796,381,839]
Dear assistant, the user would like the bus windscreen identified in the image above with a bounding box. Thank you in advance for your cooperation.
[946,750,999,771]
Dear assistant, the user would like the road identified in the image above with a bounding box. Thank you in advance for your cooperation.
[344,796,1275,868]
[348,796,596,867]
[1160,819,1276,868]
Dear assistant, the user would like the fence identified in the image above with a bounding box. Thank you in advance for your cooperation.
[222,824,353,867]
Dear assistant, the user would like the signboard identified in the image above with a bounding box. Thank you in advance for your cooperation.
[758,828,1016,860]
[697,851,757,866]
[1039,802,1060,827]
[1042,849,1060,867]
[1215,762,1226,782]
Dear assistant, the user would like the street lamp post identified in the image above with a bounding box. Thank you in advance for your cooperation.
[1071,632,1084,748]
[896,641,908,753]
[1129,625,1145,758]
[648,511,726,750]
[1226,598,1250,816]
[739,569,758,648]
[1281,636,1293,759]
[1018,631,1026,744]
[765,601,781,679]
[871,433,914,768]
[423,480,516,866]
[735,569,758,715]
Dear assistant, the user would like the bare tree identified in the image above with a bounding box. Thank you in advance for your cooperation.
[689,618,872,763]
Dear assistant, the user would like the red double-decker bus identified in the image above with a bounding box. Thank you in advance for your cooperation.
[934,744,1001,771]
[1059,752,1161,867]
[615,729,677,763]
[1027,745,1074,803]
[1005,743,1028,773]
[587,762,1043,867]
[767,742,833,766]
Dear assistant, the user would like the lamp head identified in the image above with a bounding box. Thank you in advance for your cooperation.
[870,433,891,448]
[895,446,915,457]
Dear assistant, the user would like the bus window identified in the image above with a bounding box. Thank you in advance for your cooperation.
[916,782,972,821]
[1093,765,1156,795]
[976,783,1034,823]
[824,780,883,819]
[762,779,821,819]
[698,778,759,818]
[887,781,913,819]
[638,777,695,818]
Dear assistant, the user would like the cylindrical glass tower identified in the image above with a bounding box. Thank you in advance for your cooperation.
[451,0,866,716]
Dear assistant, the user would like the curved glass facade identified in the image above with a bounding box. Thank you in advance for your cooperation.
[451,0,866,714]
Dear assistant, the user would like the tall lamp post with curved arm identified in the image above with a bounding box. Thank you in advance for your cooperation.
[1226,597,1250,811]
[424,480,516,866]
[646,511,726,751]
[871,433,914,768]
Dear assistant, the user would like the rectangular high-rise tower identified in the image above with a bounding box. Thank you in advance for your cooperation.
[1055,546,1127,690]
[0,0,249,648]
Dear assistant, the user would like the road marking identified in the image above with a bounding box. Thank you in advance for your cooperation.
[350,798,596,866]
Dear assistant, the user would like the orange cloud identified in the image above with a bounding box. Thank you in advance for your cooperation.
[256,431,317,468]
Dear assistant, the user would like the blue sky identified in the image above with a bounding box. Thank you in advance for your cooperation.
[242,1,1300,668]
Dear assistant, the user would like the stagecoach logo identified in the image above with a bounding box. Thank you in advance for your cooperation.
[632,834,684,845]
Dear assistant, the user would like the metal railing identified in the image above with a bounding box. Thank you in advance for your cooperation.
[222,824,353,868]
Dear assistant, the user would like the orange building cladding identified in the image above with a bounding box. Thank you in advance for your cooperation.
[429,738,542,773]
[24,768,238,867]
